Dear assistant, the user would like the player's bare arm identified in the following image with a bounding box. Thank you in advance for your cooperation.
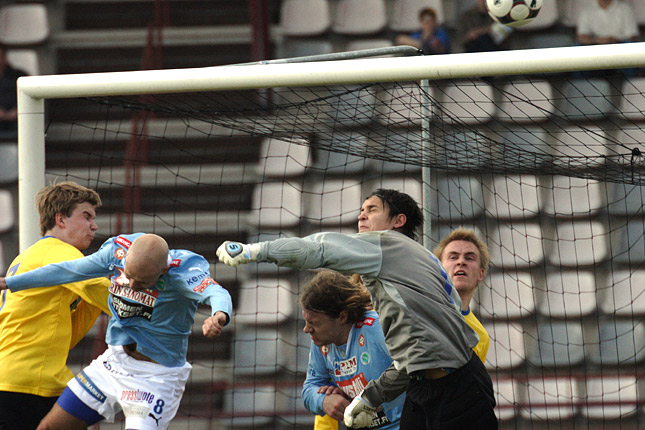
[0,277,6,290]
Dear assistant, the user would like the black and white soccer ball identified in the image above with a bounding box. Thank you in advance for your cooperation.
[486,0,542,28]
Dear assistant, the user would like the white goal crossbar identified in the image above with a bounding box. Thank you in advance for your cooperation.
[17,42,645,249]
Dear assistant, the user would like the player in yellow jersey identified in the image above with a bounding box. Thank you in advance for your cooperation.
[434,227,491,363]
[0,182,111,430]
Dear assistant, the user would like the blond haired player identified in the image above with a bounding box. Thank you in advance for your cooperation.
[0,182,111,430]
[433,228,490,363]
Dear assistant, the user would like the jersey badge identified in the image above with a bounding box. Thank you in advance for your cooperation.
[320,345,329,356]
[169,259,181,268]
[361,352,370,365]
[358,334,365,347]
[115,236,132,249]
[115,248,126,260]
[193,277,217,293]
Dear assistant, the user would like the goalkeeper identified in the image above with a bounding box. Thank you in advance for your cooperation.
[217,188,497,430]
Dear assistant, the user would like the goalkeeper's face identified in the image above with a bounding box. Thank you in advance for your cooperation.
[358,196,399,233]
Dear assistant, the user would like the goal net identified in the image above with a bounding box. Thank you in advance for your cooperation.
[17,43,645,429]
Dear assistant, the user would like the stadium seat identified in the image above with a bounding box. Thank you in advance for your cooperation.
[609,218,645,266]
[483,175,541,220]
[376,82,429,127]
[628,0,645,25]
[484,321,526,370]
[257,137,310,178]
[496,126,552,161]
[235,279,296,326]
[222,384,277,427]
[344,38,393,52]
[332,0,387,35]
[434,80,496,125]
[493,378,517,421]
[0,3,49,46]
[248,182,302,228]
[517,376,581,421]
[541,176,605,217]
[478,271,536,320]
[581,375,639,420]
[606,182,645,217]
[432,174,484,222]
[308,146,371,175]
[588,317,645,365]
[495,80,554,123]
[232,325,297,377]
[525,320,585,367]
[367,176,422,205]
[389,0,445,31]
[323,85,378,127]
[619,77,645,121]
[304,178,362,226]
[280,0,331,36]
[488,221,544,269]
[7,49,39,75]
[556,79,615,122]
[536,269,596,318]
[516,0,559,30]
[278,38,334,59]
[0,144,17,184]
[0,189,14,234]
[562,0,591,27]
[551,125,608,170]
[598,269,645,317]
[544,219,610,267]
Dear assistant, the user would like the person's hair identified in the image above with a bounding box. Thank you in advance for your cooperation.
[433,227,490,273]
[367,188,423,239]
[301,270,372,324]
[419,7,437,21]
[36,181,102,235]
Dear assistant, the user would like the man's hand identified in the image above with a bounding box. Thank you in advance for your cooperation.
[0,277,7,291]
[202,311,228,338]
[344,394,375,428]
[216,241,260,267]
[322,392,351,422]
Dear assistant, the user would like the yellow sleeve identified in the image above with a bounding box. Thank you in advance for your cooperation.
[314,415,339,430]
[69,299,103,349]
[464,311,490,364]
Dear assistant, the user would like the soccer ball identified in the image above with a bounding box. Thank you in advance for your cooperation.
[486,0,542,28]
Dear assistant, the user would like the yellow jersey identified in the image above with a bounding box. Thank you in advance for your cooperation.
[314,414,339,430]
[463,309,489,364]
[0,237,111,397]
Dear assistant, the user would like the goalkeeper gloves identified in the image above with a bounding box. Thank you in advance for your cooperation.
[216,241,260,266]
[344,393,375,429]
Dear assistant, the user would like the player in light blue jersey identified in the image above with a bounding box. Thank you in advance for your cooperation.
[302,270,404,429]
[0,233,232,430]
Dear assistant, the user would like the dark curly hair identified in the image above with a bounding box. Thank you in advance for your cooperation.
[367,188,424,240]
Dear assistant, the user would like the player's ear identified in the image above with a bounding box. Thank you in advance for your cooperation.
[55,212,66,228]
[338,310,350,324]
[393,213,407,229]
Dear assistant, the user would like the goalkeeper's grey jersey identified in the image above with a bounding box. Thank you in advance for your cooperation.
[257,230,478,375]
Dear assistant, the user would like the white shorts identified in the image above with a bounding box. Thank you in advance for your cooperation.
[67,345,192,430]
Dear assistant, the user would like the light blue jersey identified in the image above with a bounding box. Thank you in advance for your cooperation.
[303,310,404,429]
[7,233,233,368]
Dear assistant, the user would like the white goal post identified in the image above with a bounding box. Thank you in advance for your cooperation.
[17,41,645,250]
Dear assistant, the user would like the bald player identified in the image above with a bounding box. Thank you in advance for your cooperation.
[0,233,232,430]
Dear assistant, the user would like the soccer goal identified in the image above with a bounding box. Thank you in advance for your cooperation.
[16,42,645,429]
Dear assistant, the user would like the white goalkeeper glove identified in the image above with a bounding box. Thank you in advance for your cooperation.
[216,241,260,267]
[344,393,375,429]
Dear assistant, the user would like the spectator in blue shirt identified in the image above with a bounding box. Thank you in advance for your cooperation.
[396,8,450,55]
